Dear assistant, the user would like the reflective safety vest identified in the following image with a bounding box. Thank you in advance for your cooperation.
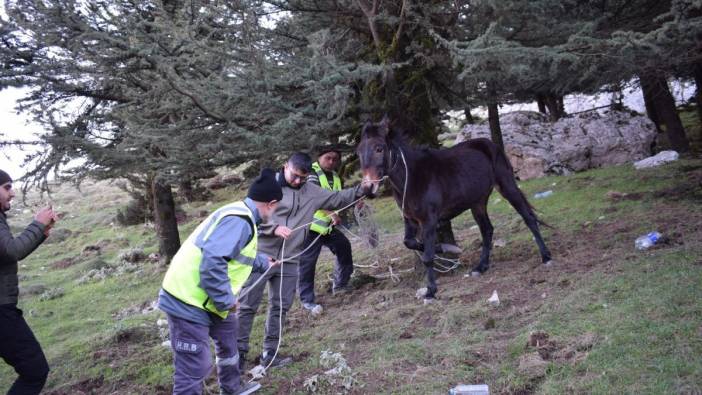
[162,201,257,319]
[310,161,342,235]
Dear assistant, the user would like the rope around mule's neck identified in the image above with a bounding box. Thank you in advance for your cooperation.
[386,145,409,217]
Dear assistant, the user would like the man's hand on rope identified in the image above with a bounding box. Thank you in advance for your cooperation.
[274,225,292,239]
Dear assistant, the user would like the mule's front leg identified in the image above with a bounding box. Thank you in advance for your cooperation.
[403,218,424,251]
[420,222,438,299]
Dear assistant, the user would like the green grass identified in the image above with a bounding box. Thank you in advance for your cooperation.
[537,250,702,394]
[266,158,702,394]
[679,105,702,152]
[2,152,702,394]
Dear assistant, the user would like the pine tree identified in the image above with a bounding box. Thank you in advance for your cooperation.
[0,0,280,261]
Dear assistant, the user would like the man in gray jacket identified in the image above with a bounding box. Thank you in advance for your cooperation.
[237,153,367,371]
[0,169,57,395]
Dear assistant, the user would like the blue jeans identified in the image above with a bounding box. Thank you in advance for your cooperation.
[167,313,241,395]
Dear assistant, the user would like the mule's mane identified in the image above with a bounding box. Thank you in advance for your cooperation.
[387,125,441,156]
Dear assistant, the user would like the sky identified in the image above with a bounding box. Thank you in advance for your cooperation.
[0,87,43,180]
[0,5,42,181]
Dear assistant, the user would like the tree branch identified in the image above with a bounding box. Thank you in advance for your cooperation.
[356,0,383,56]
[393,0,408,49]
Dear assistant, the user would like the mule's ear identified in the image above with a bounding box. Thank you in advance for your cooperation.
[378,115,390,137]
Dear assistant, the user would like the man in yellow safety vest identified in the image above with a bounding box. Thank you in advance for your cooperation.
[298,146,356,313]
[158,168,282,395]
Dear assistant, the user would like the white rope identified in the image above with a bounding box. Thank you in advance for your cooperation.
[244,160,462,377]
[399,148,408,217]
[413,250,462,273]
[387,147,409,218]
[244,193,372,376]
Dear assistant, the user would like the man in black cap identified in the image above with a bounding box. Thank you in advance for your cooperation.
[158,168,283,395]
[298,146,356,313]
[0,169,57,395]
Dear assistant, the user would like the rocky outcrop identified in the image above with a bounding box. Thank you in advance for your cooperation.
[455,111,657,180]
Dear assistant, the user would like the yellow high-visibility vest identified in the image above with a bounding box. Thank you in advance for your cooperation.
[310,161,342,235]
[162,201,257,319]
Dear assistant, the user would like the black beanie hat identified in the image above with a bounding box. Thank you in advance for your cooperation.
[247,168,283,202]
[0,170,11,186]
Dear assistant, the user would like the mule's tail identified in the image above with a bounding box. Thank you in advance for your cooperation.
[492,147,552,229]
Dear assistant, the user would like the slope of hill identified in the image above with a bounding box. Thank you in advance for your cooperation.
[1,157,701,394]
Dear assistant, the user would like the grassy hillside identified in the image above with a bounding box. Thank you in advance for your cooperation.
[1,156,701,394]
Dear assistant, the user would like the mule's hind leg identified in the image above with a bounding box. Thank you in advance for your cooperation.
[499,185,552,265]
[471,202,494,275]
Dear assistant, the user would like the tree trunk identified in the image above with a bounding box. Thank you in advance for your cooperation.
[487,100,504,151]
[179,180,194,202]
[641,78,662,132]
[639,74,690,152]
[152,176,181,264]
[543,94,564,121]
[695,64,702,124]
[464,107,475,124]
[536,94,547,114]
[610,83,624,111]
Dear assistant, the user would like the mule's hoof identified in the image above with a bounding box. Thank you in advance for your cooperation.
[471,271,482,277]
[415,287,428,299]
[544,260,555,267]
[423,297,436,305]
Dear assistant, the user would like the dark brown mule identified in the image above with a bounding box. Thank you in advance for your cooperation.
[357,117,553,301]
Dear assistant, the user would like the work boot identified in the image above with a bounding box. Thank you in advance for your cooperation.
[260,351,293,369]
[221,381,261,395]
[332,284,352,296]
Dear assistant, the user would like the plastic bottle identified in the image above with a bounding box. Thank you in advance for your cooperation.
[635,231,661,250]
[533,190,553,199]
[449,384,489,395]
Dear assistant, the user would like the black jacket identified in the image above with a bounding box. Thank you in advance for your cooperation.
[0,211,47,305]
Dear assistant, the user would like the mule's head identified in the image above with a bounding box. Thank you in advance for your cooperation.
[357,116,392,198]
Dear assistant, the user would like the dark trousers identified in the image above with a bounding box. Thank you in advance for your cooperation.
[166,313,242,395]
[298,228,353,304]
[0,304,49,395]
